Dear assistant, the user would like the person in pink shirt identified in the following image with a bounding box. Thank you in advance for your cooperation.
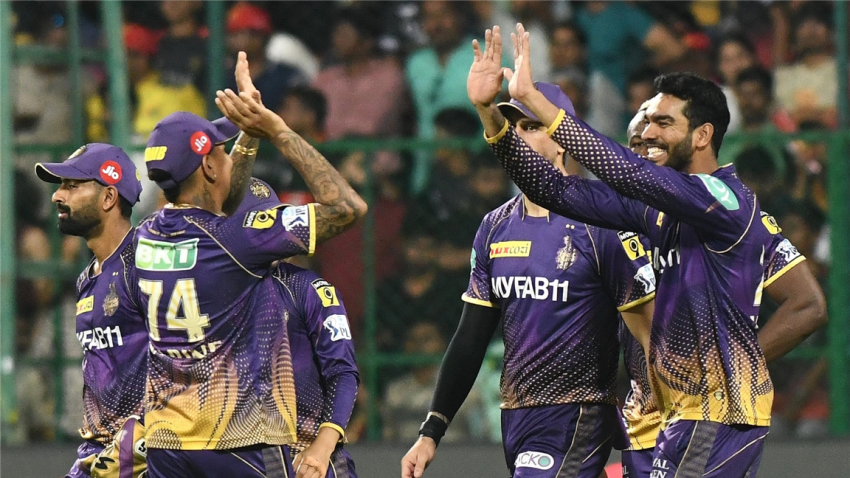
[312,6,409,140]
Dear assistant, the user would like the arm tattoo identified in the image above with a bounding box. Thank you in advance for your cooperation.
[272,131,366,243]
[222,132,260,216]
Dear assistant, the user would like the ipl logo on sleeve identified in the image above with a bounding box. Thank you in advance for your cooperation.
[281,205,310,230]
[323,314,352,341]
[634,264,657,294]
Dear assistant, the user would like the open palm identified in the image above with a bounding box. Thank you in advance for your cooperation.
[505,24,536,102]
[468,26,505,107]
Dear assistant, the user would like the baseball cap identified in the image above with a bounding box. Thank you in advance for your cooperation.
[35,143,143,204]
[145,112,240,189]
[226,2,272,35]
[124,23,160,56]
[498,82,576,124]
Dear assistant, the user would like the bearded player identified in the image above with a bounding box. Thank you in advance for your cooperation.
[136,52,366,478]
[35,145,147,478]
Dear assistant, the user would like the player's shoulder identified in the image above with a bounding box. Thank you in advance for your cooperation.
[273,262,329,302]
[479,195,523,236]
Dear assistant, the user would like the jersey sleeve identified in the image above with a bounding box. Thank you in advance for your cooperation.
[595,228,656,311]
[543,110,755,246]
[762,213,806,288]
[462,215,499,308]
[488,123,650,235]
[299,272,359,436]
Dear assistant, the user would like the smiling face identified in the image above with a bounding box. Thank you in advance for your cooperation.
[52,179,104,237]
[641,94,696,171]
[627,109,649,158]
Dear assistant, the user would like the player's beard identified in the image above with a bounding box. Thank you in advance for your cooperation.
[57,201,100,237]
[664,131,694,172]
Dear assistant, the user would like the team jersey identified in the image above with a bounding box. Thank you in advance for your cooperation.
[463,195,655,409]
[75,228,147,444]
[491,109,775,428]
[271,263,359,453]
[621,216,806,449]
[135,202,317,450]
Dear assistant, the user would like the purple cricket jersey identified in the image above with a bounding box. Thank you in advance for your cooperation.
[463,195,655,409]
[270,262,359,453]
[75,228,147,444]
[491,110,775,428]
[621,213,806,450]
[134,199,317,450]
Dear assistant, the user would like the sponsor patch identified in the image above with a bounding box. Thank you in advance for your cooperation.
[776,238,801,262]
[311,278,340,307]
[515,451,555,470]
[134,438,147,458]
[103,282,119,316]
[490,241,531,258]
[761,211,782,234]
[634,264,657,294]
[281,205,310,230]
[323,314,352,341]
[76,296,94,315]
[100,161,122,184]
[556,236,576,270]
[243,208,278,229]
[696,174,739,211]
[618,231,647,260]
[190,131,212,155]
[144,146,167,162]
[135,238,199,271]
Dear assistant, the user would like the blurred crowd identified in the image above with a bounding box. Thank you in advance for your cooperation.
[10,0,840,443]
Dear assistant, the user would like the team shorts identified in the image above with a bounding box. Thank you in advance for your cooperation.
[147,444,293,478]
[621,448,654,478]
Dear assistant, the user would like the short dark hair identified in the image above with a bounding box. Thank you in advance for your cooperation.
[283,86,327,130]
[552,21,586,47]
[653,72,730,156]
[794,2,833,32]
[335,6,381,41]
[434,107,481,137]
[119,196,133,219]
[147,169,181,203]
[735,66,773,93]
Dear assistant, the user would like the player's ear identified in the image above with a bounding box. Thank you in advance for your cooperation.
[200,154,218,183]
[694,123,713,150]
[102,185,120,212]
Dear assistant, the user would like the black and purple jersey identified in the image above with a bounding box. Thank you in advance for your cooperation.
[491,110,775,428]
[75,229,147,444]
[463,195,655,409]
[135,202,317,450]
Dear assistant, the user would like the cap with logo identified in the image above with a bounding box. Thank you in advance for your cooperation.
[498,82,576,125]
[145,112,240,189]
[35,143,143,204]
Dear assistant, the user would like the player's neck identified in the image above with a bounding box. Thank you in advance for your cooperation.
[522,195,549,218]
[86,218,132,269]
[685,151,720,176]
[175,185,224,216]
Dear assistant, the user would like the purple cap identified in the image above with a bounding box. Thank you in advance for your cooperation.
[144,112,240,189]
[234,177,283,216]
[35,143,143,204]
[498,82,576,124]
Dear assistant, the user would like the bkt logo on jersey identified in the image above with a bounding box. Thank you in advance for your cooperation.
[136,238,199,271]
[323,314,352,341]
[515,451,555,470]
[491,276,569,302]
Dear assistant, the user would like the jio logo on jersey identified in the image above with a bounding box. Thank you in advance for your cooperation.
[515,451,555,470]
[190,131,212,155]
[323,314,352,341]
[99,160,122,184]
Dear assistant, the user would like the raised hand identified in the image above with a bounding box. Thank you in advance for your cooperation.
[468,26,505,108]
[215,87,289,140]
[504,23,536,102]
[233,51,261,103]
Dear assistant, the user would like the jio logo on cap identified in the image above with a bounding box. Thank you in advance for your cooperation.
[100,160,123,184]
[190,131,212,155]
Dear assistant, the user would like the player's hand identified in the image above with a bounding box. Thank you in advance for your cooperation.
[215,87,289,140]
[401,437,437,478]
[234,51,261,103]
[504,23,536,102]
[293,444,331,478]
[468,26,505,108]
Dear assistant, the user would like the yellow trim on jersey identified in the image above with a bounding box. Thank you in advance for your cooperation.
[307,203,317,256]
[461,294,500,309]
[617,291,656,312]
[763,256,806,289]
[319,422,345,441]
[546,109,567,136]
[484,119,510,144]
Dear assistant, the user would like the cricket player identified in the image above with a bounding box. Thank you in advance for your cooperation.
[475,24,781,476]
[234,178,360,478]
[136,52,366,478]
[35,144,147,478]
[619,107,827,478]
[401,81,656,478]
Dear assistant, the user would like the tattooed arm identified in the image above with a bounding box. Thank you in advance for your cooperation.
[222,132,261,216]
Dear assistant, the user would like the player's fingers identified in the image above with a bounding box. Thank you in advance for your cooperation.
[215,91,244,122]
[484,28,492,59]
[472,39,482,60]
[413,454,427,478]
[224,89,256,120]
[511,32,519,60]
[523,31,531,57]
[239,91,264,114]
[493,25,502,59]
[503,68,514,82]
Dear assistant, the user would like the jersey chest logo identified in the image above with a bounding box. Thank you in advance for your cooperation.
[103,282,120,317]
[556,236,576,270]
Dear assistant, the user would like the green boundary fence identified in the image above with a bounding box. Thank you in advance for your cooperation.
[1,1,848,442]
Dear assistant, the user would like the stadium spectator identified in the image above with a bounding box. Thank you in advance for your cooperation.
[312,7,408,140]
[224,2,304,116]
[155,0,207,90]
[548,22,589,118]
[734,145,790,214]
[788,120,829,213]
[774,3,838,128]
[717,34,759,133]
[575,1,686,135]
[626,67,659,126]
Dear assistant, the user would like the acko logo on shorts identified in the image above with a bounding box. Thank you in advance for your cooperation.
[515,451,555,470]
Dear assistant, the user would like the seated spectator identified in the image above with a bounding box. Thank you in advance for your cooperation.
[382,322,488,443]
[155,0,207,90]
[774,3,838,128]
[224,2,304,115]
[406,0,481,192]
[717,33,759,132]
[576,1,686,135]
[312,6,408,140]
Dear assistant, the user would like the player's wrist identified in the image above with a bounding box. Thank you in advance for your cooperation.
[418,413,449,447]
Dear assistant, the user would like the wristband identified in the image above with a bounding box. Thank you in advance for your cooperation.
[418,413,449,447]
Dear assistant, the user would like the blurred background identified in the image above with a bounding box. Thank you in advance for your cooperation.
[0,0,848,475]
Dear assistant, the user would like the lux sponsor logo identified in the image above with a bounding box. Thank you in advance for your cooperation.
[491,276,569,301]
[652,246,680,275]
[650,458,671,478]
[490,241,531,258]
[78,326,124,350]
